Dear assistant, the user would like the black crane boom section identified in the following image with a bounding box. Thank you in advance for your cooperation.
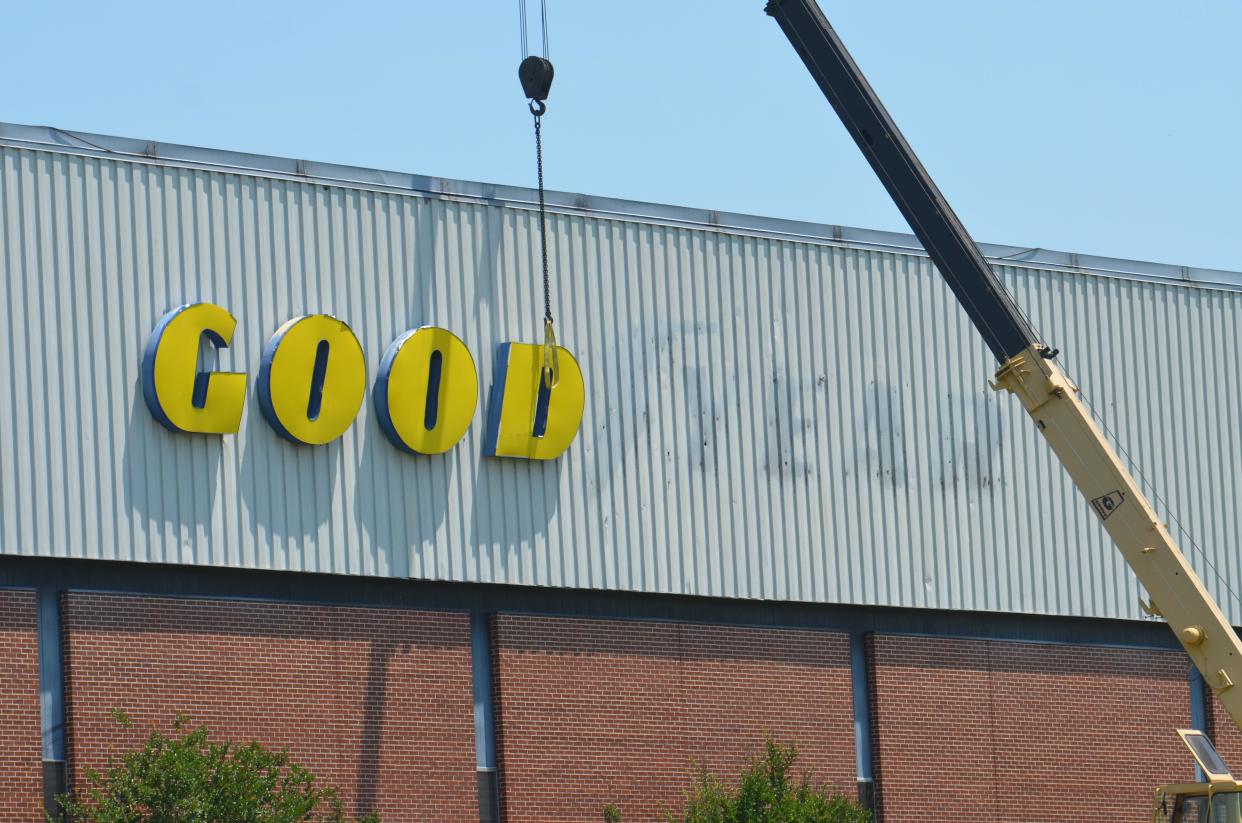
[766,0,1040,363]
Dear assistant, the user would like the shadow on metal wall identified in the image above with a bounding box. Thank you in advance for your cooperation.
[352,406,451,580]
[122,385,221,561]
[235,393,340,569]
[468,448,563,581]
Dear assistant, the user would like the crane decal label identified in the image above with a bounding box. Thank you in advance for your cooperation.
[1090,491,1125,521]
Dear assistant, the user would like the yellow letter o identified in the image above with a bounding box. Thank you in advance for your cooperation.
[257,314,365,445]
[374,326,478,455]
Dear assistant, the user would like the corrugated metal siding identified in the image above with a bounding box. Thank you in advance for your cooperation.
[2,139,1241,624]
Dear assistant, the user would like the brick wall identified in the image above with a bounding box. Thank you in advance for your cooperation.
[0,590,42,823]
[491,615,855,823]
[62,594,477,823]
[868,635,1195,822]
[1204,687,1242,773]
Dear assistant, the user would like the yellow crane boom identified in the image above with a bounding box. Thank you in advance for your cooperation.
[766,0,1242,813]
[993,346,1242,708]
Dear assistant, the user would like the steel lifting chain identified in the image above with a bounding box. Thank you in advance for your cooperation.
[531,103,558,389]
[519,0,559,389]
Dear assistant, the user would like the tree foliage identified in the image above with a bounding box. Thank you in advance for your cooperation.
[57,711,379,823]
[667,740,870,823]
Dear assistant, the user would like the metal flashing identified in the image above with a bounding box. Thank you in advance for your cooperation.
[0,555,1188,650]
[0,121,1237,291]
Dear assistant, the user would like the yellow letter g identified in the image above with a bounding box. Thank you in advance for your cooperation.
[141,303,247,434]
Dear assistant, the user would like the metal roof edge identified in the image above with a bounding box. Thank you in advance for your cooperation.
[3,121,1240,291]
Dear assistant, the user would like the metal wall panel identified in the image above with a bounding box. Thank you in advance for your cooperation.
[2,130,1241,624]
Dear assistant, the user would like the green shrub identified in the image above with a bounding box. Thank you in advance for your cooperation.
[667,740,870,823]
[56,710,379,823]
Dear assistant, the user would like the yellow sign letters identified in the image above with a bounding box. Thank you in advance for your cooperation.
[141,303,247,434]
[257,315,366,446]
[141,305,584,459]
[484,343,585,461]
[374,326,478,455]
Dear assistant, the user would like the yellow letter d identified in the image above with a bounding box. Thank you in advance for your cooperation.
[483,343,585,460]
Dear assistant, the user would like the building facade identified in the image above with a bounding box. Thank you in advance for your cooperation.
[2,122,1242,821]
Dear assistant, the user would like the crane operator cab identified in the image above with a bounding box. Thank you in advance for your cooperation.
[1154,730,1242,822]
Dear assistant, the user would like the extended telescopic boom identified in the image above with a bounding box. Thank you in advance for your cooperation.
[765,0,1039,363]
[766,0,1242,733]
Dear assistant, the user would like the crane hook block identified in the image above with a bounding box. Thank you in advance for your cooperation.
[519,56,555,102]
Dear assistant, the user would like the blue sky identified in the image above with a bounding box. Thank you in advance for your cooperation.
[5,1,1240,270]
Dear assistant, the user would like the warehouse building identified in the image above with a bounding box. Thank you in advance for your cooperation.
[2,122,1242,821]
